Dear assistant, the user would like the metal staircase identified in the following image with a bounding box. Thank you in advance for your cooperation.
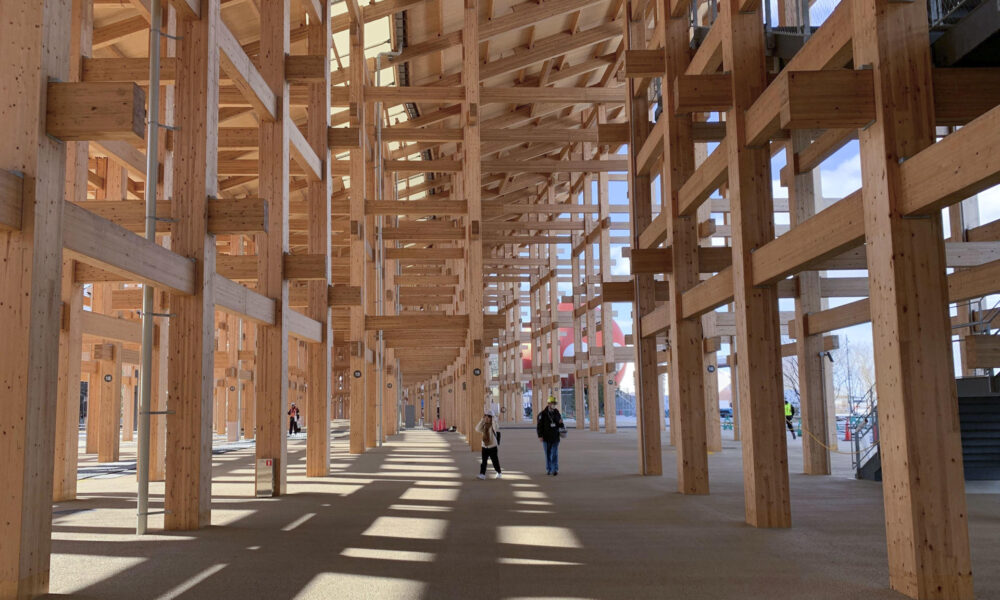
[850,386,882,481]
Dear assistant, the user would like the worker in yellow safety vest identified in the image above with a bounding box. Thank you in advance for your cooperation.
[784,400,796,440]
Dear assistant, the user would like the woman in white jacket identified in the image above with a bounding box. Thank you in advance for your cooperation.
[475,411,502,480]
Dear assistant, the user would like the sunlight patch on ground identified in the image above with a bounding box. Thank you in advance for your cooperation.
[211,509,259,526]
[513,490,548,499]
[295,573,426,599]
[51,531,197,542]
[281,513,316,531]
[415,479,462,487]
[498,557,584,566]
[399,487,460,502]
[389,503,453,512]
[381,466,459,475]
[363,516,448,540]
[154,563,227,600]
[340,547,436,562]
[497,526,583,549]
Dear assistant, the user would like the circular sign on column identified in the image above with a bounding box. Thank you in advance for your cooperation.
[104,374,113,383]
[473,368,481,376]
[707,365,716,373]
[353,370,362,378]
[387,383,393,389]
[229,385,236,391]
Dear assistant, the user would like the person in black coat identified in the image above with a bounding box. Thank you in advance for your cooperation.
[536,397,565,475]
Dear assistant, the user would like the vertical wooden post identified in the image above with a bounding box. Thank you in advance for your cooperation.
[660,2,708,493]
[305,2,332,476]
[54,0,92,503]
[347,15,367,454]
[787,132,830,475]
[122,373,135,442]
[572,206,586,429]
[150,316,167,481]
[464,0,484,453]
[0,2,70,594]
[598,142,616,433]
[721,0,790,527]
[97,343,122,463]
[852,0,973,595]
[242,319,257,439]
[256,0,291,493]
[624,1,660,472]
[704,349,721,452]
[166,0,219,530]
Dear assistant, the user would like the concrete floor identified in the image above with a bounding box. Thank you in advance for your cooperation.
[47,425,1000,600]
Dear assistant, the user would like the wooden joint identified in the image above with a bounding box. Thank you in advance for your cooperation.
[46,82,145,142]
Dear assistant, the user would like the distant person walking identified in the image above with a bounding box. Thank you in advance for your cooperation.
[475,411,502,480]
[288,403,301,435]
[784,400,796,440]
[537,397,565,475]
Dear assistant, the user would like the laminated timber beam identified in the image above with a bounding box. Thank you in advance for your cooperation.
[62,202,195,295]
[365,200,468,215]
[72,198,269,235]
[481,159,628,172]
[744,69,876,148]
[216,253,328,281]
[46,82,146,142]
[218,20,277,121]
[0,169,23,231]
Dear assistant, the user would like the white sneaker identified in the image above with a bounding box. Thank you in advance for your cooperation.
[477,474,486,480]
[495,472,503,479]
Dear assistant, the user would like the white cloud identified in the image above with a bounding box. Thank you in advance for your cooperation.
[819,154,863,198]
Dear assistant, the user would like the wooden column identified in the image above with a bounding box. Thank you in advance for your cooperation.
[256,0,291,493]
[852,0,973,595]
[465,0,485,452]
[54,0,92,503]
[572,209,586,429]
[166,0,219,530]
[661,2,708,493]
[347,16,367,454]
[624,2,660,472]
[721,0,790,527]
[305,3,332,476]
[241,319,257,438]
[225,311,240,442]
[150,311,167,481]
[122,374,135,442]
[598,143,616,433]
[96,343,122,462]
[704,349,721,452]
[787,131,830,475]
[0,2,70,594]
[547,241,561,408]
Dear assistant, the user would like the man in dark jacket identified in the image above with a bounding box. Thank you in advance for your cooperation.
[536,397,564,475]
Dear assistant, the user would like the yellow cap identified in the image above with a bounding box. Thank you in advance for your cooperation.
[547,396,557,404]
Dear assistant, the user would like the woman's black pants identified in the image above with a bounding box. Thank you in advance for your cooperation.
[480,447,501,474]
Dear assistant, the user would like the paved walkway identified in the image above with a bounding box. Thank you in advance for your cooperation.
[49,427,1000,599]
